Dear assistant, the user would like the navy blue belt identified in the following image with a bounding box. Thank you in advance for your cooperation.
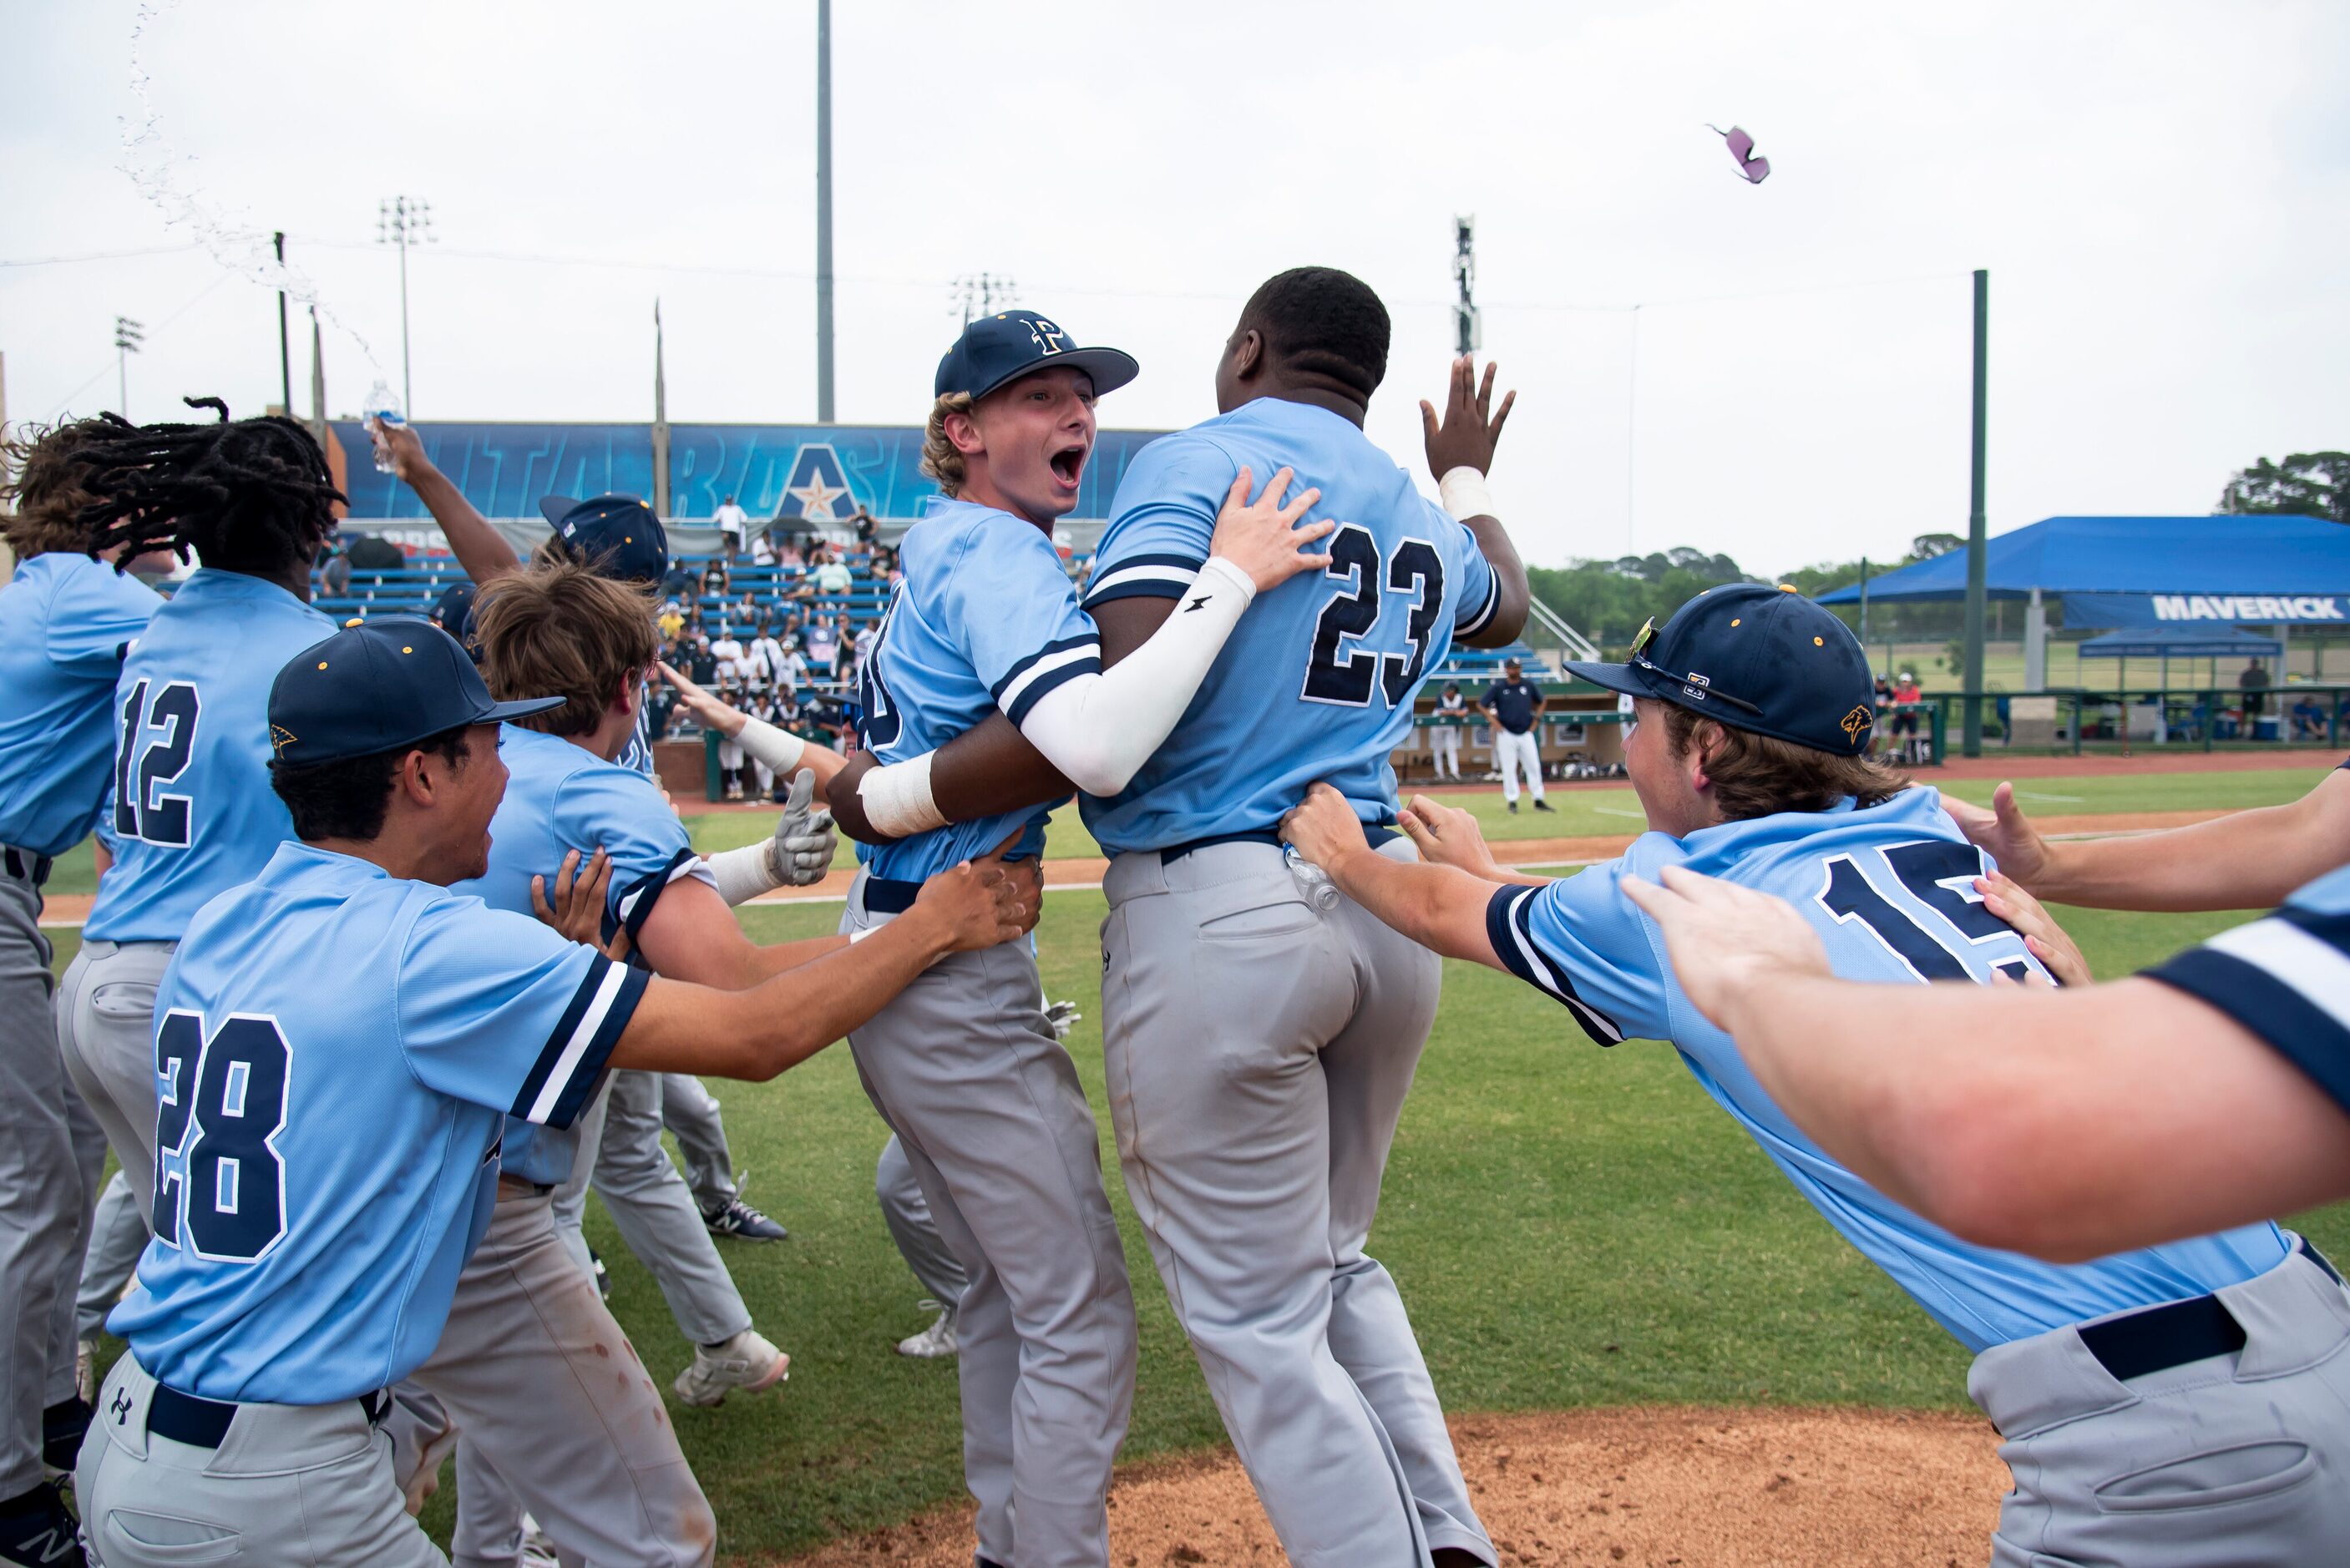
[862,878,923,915]
[148,1382,390,1449]
[1158,825,1400,864]
[2076,1237,2339,1383]
[2,847,52,886]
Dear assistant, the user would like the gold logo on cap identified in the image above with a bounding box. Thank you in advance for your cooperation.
[1841,706,1874,745]
[270,723,298,756]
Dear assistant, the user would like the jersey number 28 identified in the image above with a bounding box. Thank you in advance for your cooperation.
[154,1010,292,1262]
[114,678,201,847]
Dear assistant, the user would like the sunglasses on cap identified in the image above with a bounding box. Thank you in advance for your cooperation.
[1627,616,1766,719]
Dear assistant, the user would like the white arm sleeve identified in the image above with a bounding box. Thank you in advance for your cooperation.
[853,554,1259,827]
[732,716,807,775]
[1013,554,1255,797]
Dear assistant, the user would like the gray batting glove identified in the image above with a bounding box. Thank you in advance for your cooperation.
[771,769,838,887]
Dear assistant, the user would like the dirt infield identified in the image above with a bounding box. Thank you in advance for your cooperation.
[777,1406,2007,1567]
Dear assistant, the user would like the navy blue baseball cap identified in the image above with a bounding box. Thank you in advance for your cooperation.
[269,617,562,766]
[934,310,1138,402]
[1567,583,1878,755]
[535,493,670,584]
[428,582,479,657]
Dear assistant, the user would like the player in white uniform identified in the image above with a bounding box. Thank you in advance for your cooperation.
[73,617,1030,1567]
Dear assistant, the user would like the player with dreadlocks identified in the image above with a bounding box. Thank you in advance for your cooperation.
[53,402,342,1324]
[0,416,172,1567]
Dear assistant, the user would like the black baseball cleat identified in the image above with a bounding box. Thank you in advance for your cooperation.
[703,1196,788,1242]
[39,1399,90,1478]
[1532,798,1556,812]
[590,1246,611,1300]
[0,1481,83,1567]
[1506,800,1519,814]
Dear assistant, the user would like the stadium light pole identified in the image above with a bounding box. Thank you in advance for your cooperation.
[275,231,292,414]
[814,0,835,423]
[378,195,435,416]
[1961,268,1989,757]
[113,316,144,417]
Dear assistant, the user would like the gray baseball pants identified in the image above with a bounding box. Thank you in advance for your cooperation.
[1969,1237,2350,1566]
[842,872,1137,1568]
[80,1351,445,1566]
[79,1169,148,1343]
[53,938,175,1225]
[575,1070,753,1346]
[1099,837,1490,1568]
[878,1132,968,1313]
[660,1074,738,1213]
[0,864,105,1499]
[408,1185,716,1568]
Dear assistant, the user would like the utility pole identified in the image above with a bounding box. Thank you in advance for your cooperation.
[951,273,1015,324]
[377,195,434,414]
[652,300,671,517]
[1451,215,1480,356]
[1962,268,1990,757]
[274,231,292,414]
[113,316,144,417]
[814,0,835,422]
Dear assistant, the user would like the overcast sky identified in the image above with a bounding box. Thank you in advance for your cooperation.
[5,0,2345,576]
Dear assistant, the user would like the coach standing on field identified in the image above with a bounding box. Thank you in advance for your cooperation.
[1481,656,1551,812]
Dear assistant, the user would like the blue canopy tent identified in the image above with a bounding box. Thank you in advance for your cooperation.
[1817,514,2349,689]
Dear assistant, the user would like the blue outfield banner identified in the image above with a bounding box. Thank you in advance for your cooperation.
[2065,592,2350,628]
[332,420,1170,522]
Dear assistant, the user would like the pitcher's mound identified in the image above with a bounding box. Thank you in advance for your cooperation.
[782,1405,2007,1566]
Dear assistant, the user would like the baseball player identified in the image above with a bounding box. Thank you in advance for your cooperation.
[828,306,1335,1568]
[876,1133,968,1358]
[1622,855,2350,1258]
[55,402,339,1233]
[1278,581,2350,1568]
[0,416,165,1565]
[74,619,1029,1567]
[1479,656,1550,812]
[372,427,813,1343]
[834,271,1531,1568]
[1428,681,1468,781]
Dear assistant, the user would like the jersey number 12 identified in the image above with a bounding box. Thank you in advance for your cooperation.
[114,678,201,847]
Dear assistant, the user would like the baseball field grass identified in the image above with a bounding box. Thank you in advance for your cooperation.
[46,762,2350,1561]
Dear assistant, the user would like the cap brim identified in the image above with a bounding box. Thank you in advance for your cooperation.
[972,347,1140,402]
[1563,660,1665,701]
[537,495,579,525]
[480,695,567,724]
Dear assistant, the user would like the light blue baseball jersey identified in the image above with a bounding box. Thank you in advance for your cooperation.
[111,842,643,1403]
[82,569,336,943]
[451,723,713,1186]
[0,554,160,858]
[2143,859,2350,1120]
[1484,785,2287,1352]
[853,496,1082,881]
[1080,397,1499,855]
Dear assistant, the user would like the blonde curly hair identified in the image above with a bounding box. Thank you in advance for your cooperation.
[919,392,976,498]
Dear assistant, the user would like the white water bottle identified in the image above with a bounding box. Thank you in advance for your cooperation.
[1284,843,1342,913]
[365,381,405,473]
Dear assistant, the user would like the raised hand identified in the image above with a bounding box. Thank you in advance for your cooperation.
[1206,465,1339,594]
[1395,792,1505,879]
[1973,867,2090,986]
[770,768,837,886]
[371,417,437,486]
[657,660,747,738]
[1421,355,1516,481]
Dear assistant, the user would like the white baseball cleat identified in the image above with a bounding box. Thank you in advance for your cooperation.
[74,1339,95,1407]
[895,1302,959,1359]
[672,1328,790,1407]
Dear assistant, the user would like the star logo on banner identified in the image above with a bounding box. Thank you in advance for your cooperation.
[789,473,850,521]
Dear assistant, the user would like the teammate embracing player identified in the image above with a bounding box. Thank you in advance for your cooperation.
[835,269,1529,1568]
[829,307,1336,1568]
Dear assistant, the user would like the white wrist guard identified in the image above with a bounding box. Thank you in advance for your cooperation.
[858,751,949,838]
[734,716,808,775]
[706,841,785,905]
[1438,465,1496,522]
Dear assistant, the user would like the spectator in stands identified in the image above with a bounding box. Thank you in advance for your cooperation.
[776,535,805,569]
[852,504,878,550]
[1482,656,1553,814]
[2292,690,2327,741]
[711,624,744,675]
[828,610,858,684]
[750,623,788,695]
[661,559,697,599]
[700,556,731,597]
[714,493,750,559]
[777,637,810,695]
[748,527,777,567]
[874,544,903,589]
[321,533,352,595]
[803,615,838,675]
[813,548,853,597]
[1431,681,1469,781]
[658,599,686,641]
[686,632,720,688]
